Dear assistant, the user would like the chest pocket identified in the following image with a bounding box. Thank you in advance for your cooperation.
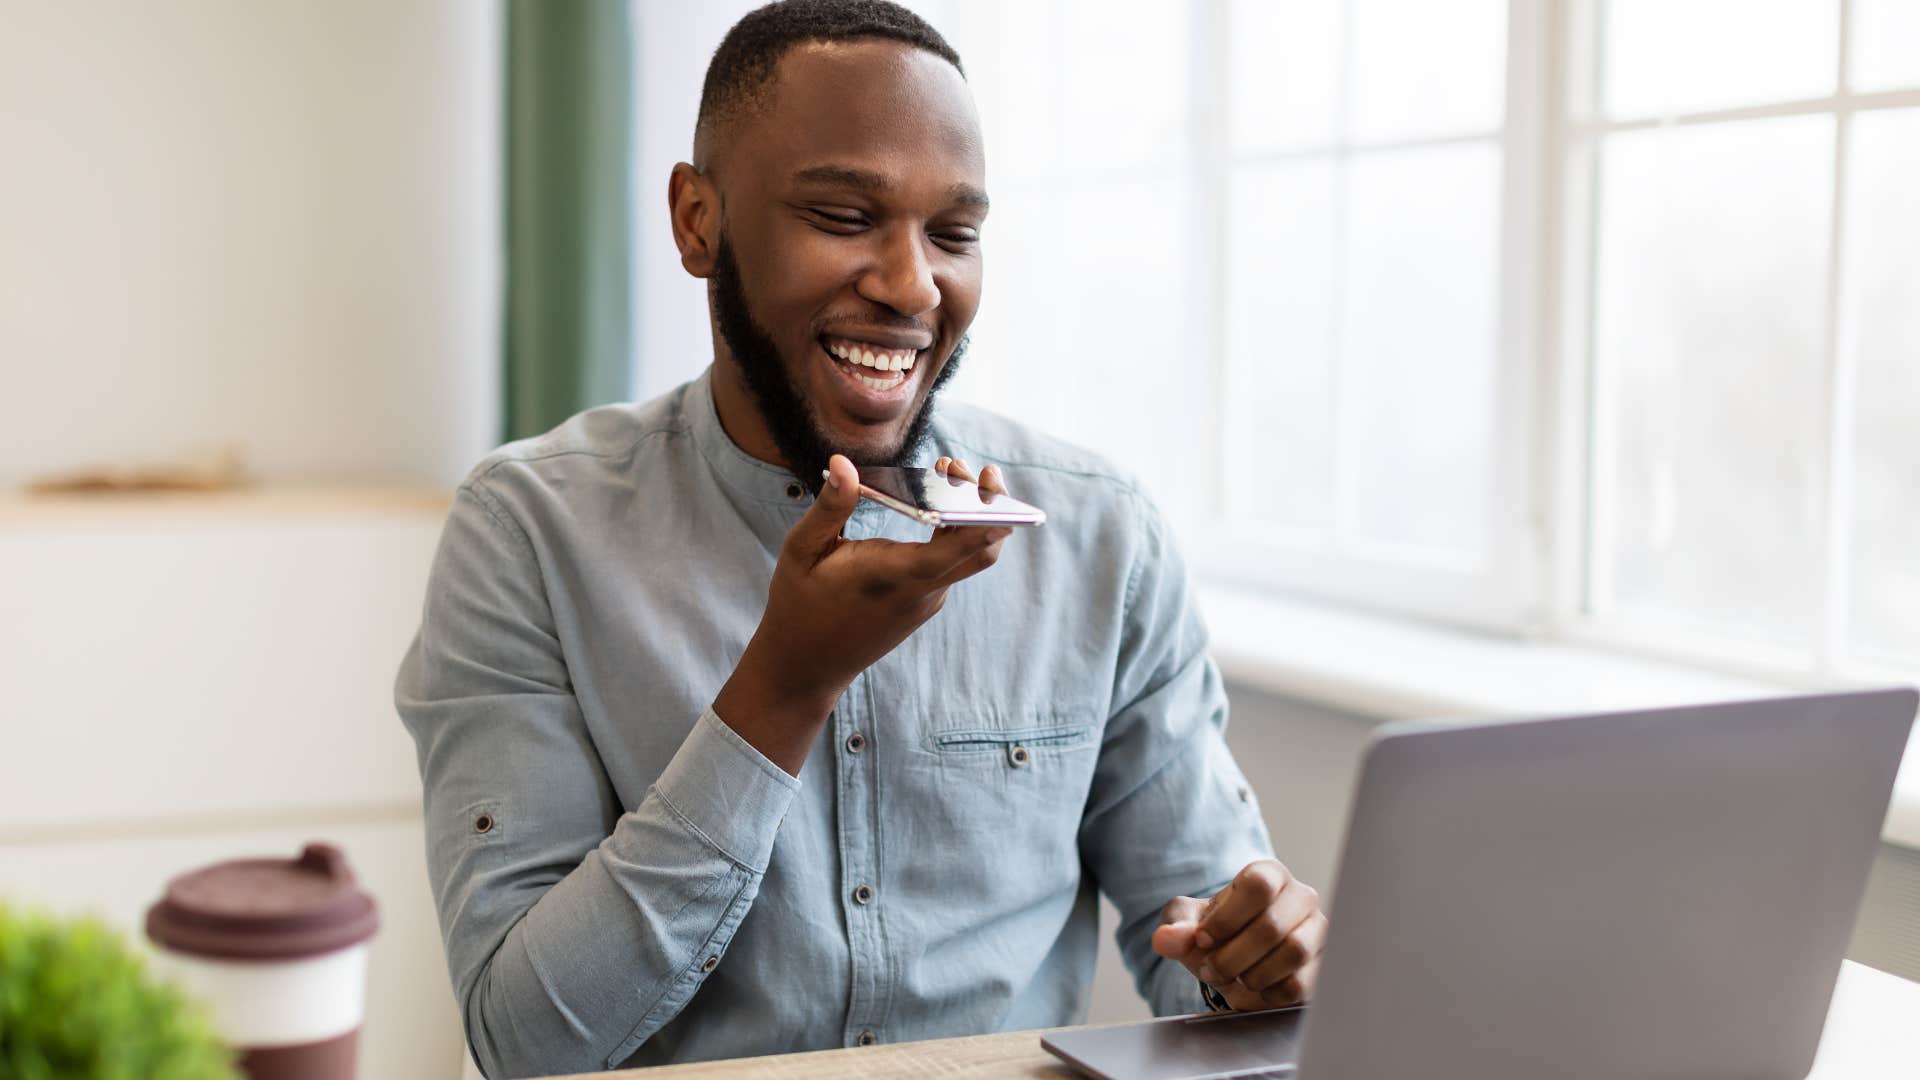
[913,707,1101,810]
[930,721,1092,765]
[888,706,1102,904]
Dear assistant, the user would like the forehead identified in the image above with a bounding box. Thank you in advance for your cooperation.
[733,39,983,190]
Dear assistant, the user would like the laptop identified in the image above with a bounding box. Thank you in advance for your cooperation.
[1044,688,1917,1080]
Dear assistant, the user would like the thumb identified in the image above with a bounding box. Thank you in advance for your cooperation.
[790,454,860,556]
[1152,896,1207,962]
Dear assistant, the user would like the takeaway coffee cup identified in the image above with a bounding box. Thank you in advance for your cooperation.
[146,843,379,1080]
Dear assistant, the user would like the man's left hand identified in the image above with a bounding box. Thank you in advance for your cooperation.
[1150,859,1327,1011]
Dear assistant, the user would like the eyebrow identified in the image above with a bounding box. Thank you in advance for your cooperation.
[791,163,990,212]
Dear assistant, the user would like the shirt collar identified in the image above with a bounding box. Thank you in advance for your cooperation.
[686,366,816,507]
[683,365,902,529]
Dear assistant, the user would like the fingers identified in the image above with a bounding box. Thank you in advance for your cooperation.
[1225,909,1327,997]
[903,520,1006,583]
[1159,888,1322,1011]
[935,456,1009,504]
[1197,882,1319,986]
[786,455,860,561]
[1261,956,1320,1007]
[928,527,1012,589]
[979,463,1007,499]
[1196,860,1292,950]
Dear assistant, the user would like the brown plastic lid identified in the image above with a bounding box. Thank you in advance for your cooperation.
[145,843,379,961]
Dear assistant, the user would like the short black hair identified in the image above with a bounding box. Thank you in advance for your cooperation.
[695,0,964,161]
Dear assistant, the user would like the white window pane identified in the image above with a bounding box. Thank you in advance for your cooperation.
[1054,178,1209,523]
[1349,0,1507,142]
[1844,107,1920,666]
[1604,0,1838,118]
[1060,0,1191,171]
[1851,0,1920,92]
[1229,0,1342,153]
[1224,161,1340,529]
[1342,142,1501,556]
[1592,117,1834,642]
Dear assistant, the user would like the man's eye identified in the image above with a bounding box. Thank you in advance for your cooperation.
[935,230,980,247]
[807,209,868,230]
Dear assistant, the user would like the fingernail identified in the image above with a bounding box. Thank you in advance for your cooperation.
[1197,965,1219,983]
[1195,930,1215,950]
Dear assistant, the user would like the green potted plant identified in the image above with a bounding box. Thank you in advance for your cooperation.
[0,903,238,1080]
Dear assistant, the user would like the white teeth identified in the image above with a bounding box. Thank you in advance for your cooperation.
[826,339,919,373]
[852,370,903,390]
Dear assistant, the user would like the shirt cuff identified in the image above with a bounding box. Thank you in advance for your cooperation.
[651,707,800,873]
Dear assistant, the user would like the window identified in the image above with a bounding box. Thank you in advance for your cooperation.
[634,1,1920,687]
[1570,0,1920,681]
[935,0,1535,627]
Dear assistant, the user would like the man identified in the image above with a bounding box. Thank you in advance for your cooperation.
[397,2,1325,1076]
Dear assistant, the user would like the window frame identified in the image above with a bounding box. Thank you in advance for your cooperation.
[1189,0,1556,634]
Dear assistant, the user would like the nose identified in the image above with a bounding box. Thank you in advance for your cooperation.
[857,226,939,317]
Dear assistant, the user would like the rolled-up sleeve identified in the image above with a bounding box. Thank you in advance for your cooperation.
[397,482,796,1079]
[1077,492,1276,1016]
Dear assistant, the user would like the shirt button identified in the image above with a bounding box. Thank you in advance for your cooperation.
[845,732,867,754]
[857,1030,878,1046]
[852,884,874,905]
[1007,744,1031,767]
[700,954,719,973]
[1238,786,1252,803]
[784,481,804,500]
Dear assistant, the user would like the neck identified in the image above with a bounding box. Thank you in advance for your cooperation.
[708,352,787,468]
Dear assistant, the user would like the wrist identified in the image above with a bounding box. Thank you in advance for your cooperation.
[730,637,845,719]
[712,642,843,776]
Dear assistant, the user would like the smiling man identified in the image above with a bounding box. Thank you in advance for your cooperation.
[397,2,1324,1076]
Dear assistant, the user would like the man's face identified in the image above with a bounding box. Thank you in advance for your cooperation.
[706,40,987,483]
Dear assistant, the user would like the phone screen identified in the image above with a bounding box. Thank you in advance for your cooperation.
[855,466,1047,527]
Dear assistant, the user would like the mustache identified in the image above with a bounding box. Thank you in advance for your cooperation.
[817,314,936,338]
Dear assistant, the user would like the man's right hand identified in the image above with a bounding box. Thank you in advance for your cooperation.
[713,453,1013,774]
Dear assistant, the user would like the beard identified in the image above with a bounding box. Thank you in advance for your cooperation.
[711,231,966,496]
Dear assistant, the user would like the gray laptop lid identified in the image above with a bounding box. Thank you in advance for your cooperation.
[1295,688,1917,1080]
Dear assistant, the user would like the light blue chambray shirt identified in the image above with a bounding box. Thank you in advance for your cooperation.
[396,369,1274,1078]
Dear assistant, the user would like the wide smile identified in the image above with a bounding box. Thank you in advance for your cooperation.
[816,333,928,416]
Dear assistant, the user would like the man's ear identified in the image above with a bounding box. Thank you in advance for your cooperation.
[668,162,719,278]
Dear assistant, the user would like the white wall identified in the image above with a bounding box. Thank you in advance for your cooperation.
[0,497,462,1078]
[0,0,501,487]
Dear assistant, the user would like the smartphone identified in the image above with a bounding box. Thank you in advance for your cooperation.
[845,465,1047,528]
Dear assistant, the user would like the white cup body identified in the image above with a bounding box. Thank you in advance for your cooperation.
[153,943,370,1049]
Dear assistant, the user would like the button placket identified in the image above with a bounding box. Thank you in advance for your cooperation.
[835,676,889,1049]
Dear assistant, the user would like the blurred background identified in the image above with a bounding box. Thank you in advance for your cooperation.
[2,1,1917,1076]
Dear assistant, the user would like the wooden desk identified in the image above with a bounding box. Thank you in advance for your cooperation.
[554,960,1919,1079]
